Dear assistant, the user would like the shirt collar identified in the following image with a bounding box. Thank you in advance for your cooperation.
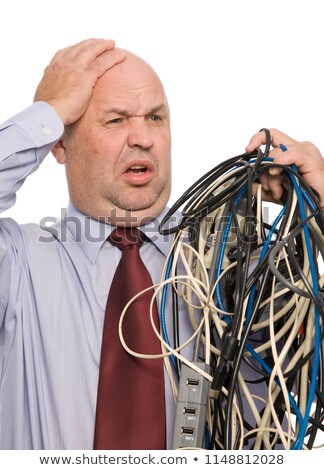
[64,202,182,264]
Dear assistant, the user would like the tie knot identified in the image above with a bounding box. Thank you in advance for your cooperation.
[108,227,146,250]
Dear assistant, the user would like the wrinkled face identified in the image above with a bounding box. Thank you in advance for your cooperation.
[54,53,171,226]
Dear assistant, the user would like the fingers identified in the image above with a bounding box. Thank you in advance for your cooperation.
[246,127,324,208]
[49,39,126,79]
[245,128,292,203]
[245,128,297,154]
[251,182,282,205]
[258,172,284,201]
[50,38,116,64]
[72,39,116,63]
[87,47,127,80]
[34,38,127,125]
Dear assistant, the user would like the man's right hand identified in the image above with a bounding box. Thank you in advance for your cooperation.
[33,38,126,126]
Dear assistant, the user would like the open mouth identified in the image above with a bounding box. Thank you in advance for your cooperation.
[125,165,148,175]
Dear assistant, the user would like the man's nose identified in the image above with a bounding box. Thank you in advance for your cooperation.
[127,120,154,149]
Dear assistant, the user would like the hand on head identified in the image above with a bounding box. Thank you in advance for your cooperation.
[246,128,324,208]
[34,38,126,125]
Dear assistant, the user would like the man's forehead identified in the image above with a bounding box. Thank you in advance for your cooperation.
[97,50,163,91]
[94,78,168,114]
[91,50,168,113]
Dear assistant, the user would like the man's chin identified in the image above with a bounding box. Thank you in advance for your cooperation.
[107,197,168,227]
[111,206,160,226]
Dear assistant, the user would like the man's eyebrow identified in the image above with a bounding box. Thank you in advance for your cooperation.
[146,104,168,115]
[102,108,127,116]
[103,104,168,116]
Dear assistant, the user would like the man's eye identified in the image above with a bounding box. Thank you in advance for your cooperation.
[107,118,123,124]
[149,114,163,122]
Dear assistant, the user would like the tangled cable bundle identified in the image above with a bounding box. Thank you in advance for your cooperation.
[157,129,324,450]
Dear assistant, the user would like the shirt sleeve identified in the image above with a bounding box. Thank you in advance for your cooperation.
[0,101,64,212]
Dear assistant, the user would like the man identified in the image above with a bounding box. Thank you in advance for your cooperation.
[0,38,323,450]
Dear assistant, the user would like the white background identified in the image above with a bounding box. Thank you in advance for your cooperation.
[0,0,323,454]
[0,0,323,223]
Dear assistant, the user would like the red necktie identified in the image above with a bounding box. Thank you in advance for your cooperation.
[93,227,166,450]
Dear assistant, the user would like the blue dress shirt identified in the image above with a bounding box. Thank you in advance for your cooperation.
[0,102,192,449]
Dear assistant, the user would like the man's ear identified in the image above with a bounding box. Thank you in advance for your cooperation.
[51,139,66,164]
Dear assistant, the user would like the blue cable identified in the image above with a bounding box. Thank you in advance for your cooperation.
[160,252,178,372]
[245,205,286,324]
[215,211,233,314]
[278,145,320,449]
[215,182,249,314]
[246,343,304,424]
[286,166,320,449]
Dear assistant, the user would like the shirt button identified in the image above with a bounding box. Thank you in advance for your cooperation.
[42,127,52,135]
